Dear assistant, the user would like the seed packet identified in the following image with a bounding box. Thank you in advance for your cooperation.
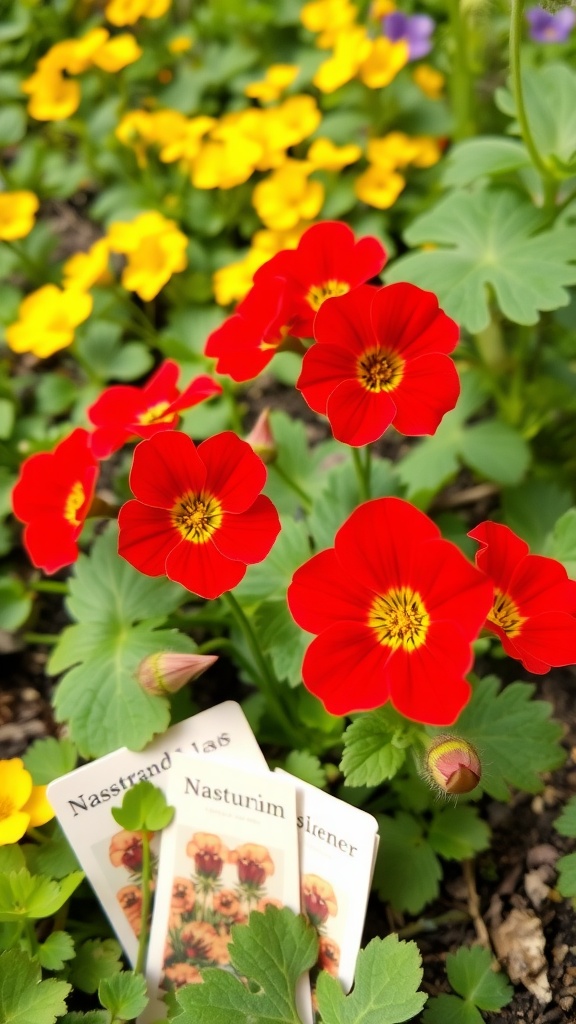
[276,770,380,1020]
[142,752,302,1023]
[47,702,267,966]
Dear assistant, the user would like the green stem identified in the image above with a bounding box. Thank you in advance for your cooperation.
[196,636,257,677]
[509,0,556,198]
[447,0,474,141]
[269,462,312,511]
[351,446,371,502]
[474,314,507,371]
[28,579,68,594]
[134,831,152,976]
[23,632,59,645]
[4,240,49,283]
[26,826,50,843]
[221,591,300,746]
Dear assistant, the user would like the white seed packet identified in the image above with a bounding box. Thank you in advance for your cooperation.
[276,770,380,1021]
[142,752,302,1023]
[47,702,267,966]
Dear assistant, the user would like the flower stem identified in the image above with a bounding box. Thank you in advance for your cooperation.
[23,632,59,645]
[221,591,301,746]
[509,0,557,201]
[28,579,68,594]
[351,445,372,502]
[269,461,312,511]
[134,831,152,976]
[447,0,474,141]
[26,826,49,843]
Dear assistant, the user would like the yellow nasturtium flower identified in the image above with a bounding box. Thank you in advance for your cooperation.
[6,286,93,358]
[313,27,372,92]
[0,191,39,241]
[168,34,193,54]
[212,223,307,306]
[307,137,362,170]
[301,0,359,49]
[62,238,112,291]
[22,67,81,121]
[244,64,300,102]
[107,211,188,301]
[91,33,143,72]
[412,64,445,100]
[354,164,406,208]
[358,37,408,89]
[105,0,171,26]
[252,161,324,230]
[0,759,54,845]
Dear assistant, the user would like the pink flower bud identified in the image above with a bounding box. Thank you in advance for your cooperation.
[425,736,481,795]
[137,652,218,695]
[245,408,277,464]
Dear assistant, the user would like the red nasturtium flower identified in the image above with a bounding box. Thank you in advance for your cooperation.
[297,283,460,447]
[204,220,386,382]
[87,360,222,458]
[287,497,493,724]
[469,520,576,674]
[118,430,281,599]
[12,428,99,574]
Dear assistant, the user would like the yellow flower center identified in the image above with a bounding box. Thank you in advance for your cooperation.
[305,279,350,312]
[64,481,86,526]
[0,794,15,820]
[368,586,430,651]
[357,348,404,393]
[259,324,291,352]
[171,493,223,543]
[488,589,525,637]
[137,400,171,425]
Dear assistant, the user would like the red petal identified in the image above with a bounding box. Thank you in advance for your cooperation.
[168,374,222,415]
[301,622,393,715]
[213,495,281,564]
[165,537,246,599]
[512,611,576,671]
[509,553,576,617]
[142,360,180,402]
[313,285,378,354]
[297,343,358,414]
[412,539,494,641]
[335,497,440,595]
[12,430,98,522]
[287,548,371,635]
[387,621,472,725]
[118,500,178,576]
[468,521,529,591]
[198,432,267,513]
[326,378,396,446]
[129,432,206,509]
[23,517,80,574]
[371,283,459,358]
[87,387,143,430]
[390,353,460,436]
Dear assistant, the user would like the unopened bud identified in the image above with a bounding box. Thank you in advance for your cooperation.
[425,736,481,795]
[137,652,218,695]
[245,409,277,464]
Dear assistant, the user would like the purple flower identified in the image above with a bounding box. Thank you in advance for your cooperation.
[526,6,576,42]
[382,11,435,60]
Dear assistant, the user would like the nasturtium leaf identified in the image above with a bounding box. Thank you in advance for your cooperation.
[442,136,530,187]
[0,575,31,631]
[69,940,124,995]
[316,934,426,1024]
[98,972,148,1021]
[458,419,530,485]
[253,600,310,687]
[555,795,576,837]
[283,750,326,789]
[24,822,80,879]
[0,948,71,1024]
[544,508,576,577]
[373,813,442,915]
[447,946,513,1011]
[340,708,417,787]
[49,525,196,757]
[38,931,75,971]
[0,869,84,922]
[235,518,312,604]
[173,906,318,1024]
[308,456,398,550]
[384,188,576,333]
[556,852,576,898]
[111,780,174,832]
[428,806,491,861]
[0,845,25,873]
[423,993,483,1024]
[23,737,78,784]
[59,1014,109,1024]
[452,676,564,801]
[496,64,576,168]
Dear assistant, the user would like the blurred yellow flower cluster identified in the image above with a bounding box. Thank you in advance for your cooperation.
[105,0,171,26]
[22,27,142,121]
[0,191,39,241]
[0,759,54,845]
[116,94,322,188]
[244,63,299,102]
[213,225,306,305]
[301,0,408,92]
[412,63,445,99]
[355,131,442,208]
[5,211,188,358]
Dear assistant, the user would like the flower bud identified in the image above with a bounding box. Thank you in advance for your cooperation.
[245,408,277,464]
[137,652,218,695]
[425,736,481,795]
